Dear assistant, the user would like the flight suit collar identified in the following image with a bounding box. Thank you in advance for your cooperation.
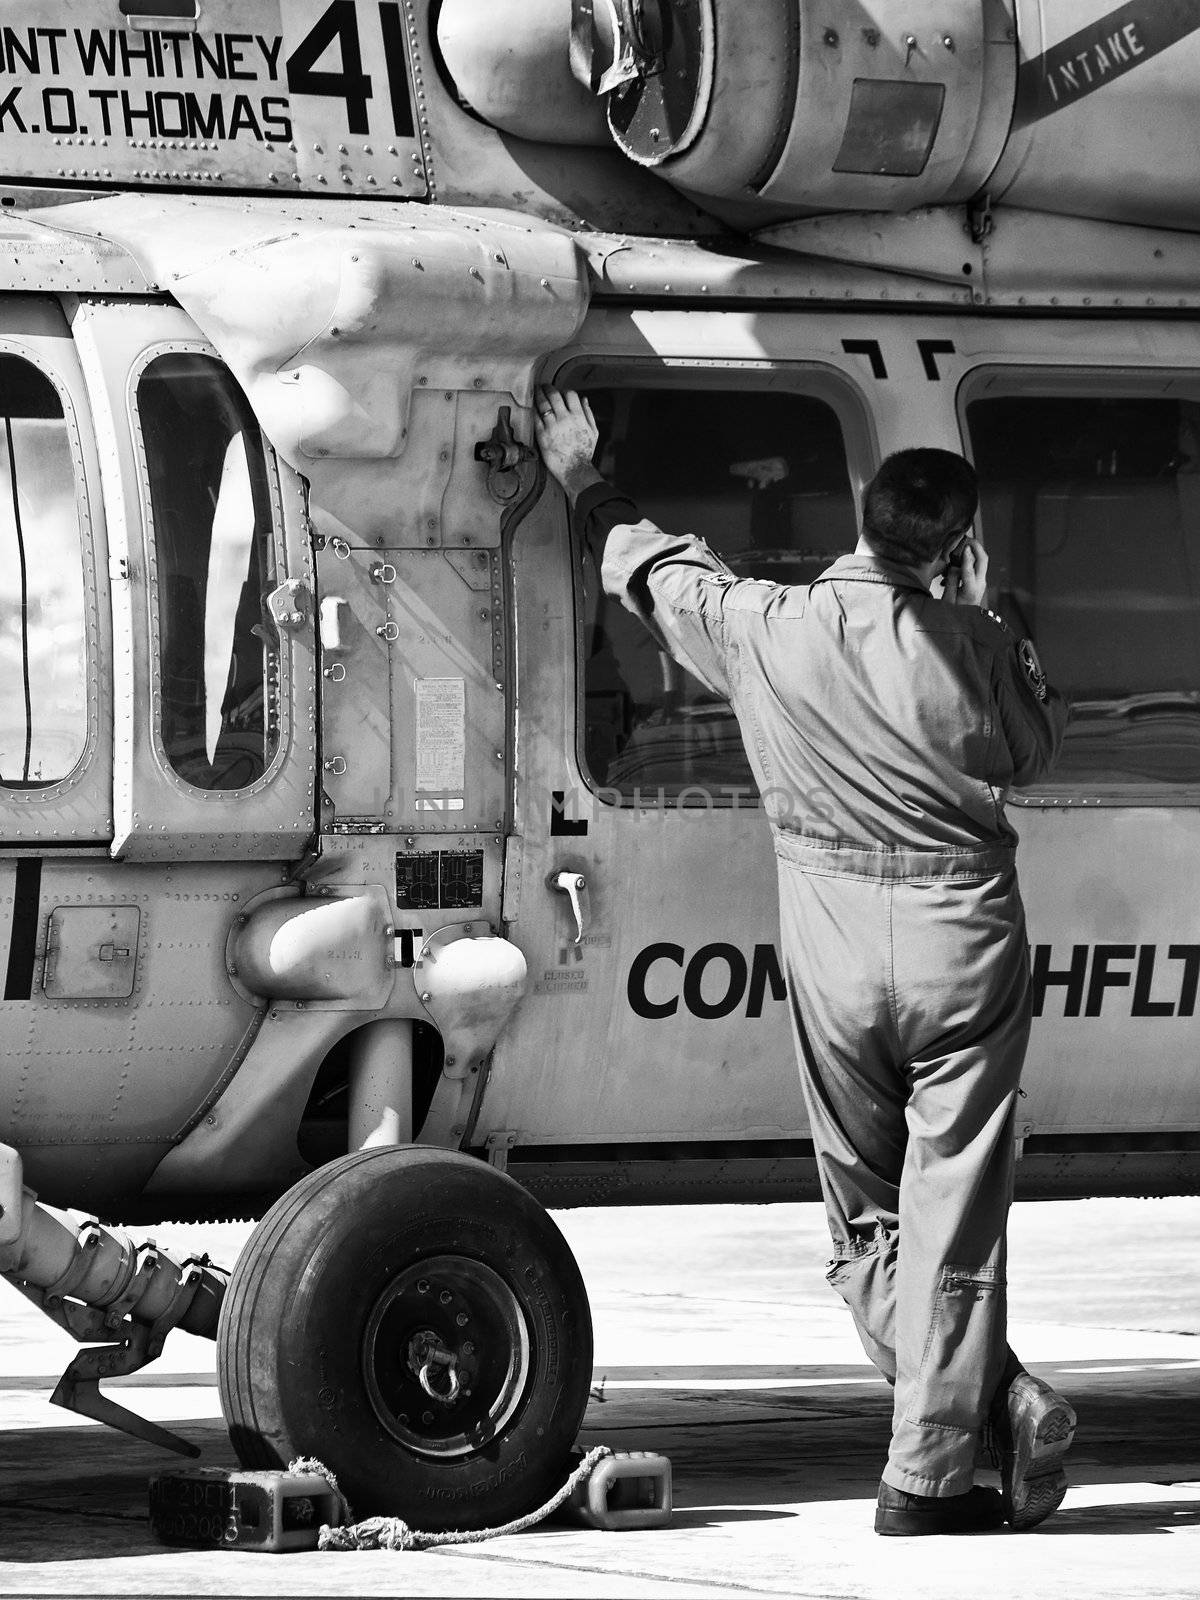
[811,552,931,595]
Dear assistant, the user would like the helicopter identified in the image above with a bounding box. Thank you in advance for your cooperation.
[1,0,1199,1528]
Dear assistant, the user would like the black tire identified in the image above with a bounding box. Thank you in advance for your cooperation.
[216,1147,593,1531]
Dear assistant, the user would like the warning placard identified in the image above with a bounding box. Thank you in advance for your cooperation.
[415,676,466,796]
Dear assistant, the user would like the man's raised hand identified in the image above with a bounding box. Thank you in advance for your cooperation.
[534,386,604,503]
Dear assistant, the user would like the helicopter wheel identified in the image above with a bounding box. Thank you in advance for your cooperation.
[216,1146,593,1531]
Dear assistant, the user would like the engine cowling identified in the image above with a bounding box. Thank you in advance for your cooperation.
[435,0,1200,231]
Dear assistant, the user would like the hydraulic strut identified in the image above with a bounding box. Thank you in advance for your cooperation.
[0,1143,229,1457]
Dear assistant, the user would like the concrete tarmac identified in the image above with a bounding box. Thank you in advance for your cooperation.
[0,1196,1197,1598]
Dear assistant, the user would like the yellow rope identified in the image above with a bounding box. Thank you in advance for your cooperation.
[289,1447,614,1551]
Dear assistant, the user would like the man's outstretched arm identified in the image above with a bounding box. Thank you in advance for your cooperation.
[534,385,737,701]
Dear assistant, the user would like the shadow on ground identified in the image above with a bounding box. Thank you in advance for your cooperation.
[0,1358,1196,1562]
[1040,1499,1200,1536]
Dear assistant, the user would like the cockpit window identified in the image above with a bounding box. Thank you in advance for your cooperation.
[0,355,88,788]
[966,387,1200,788]
[137,352,279,791]
[579,384,857,798]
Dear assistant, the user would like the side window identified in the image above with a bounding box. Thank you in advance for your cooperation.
[580,384,858,796]
[137,353,280,792]
[0,354,88,787]
[965,385,1200,787]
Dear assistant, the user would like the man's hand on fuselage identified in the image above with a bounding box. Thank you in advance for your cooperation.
[534,385,606,504]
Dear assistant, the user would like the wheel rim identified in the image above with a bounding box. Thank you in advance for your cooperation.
[362,1254,533,1459]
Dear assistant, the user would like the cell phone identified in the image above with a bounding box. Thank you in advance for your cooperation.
[947,532,969,569]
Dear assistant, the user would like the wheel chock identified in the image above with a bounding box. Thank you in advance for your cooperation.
[568,1451,673,1530]
[148,1467,344,1552]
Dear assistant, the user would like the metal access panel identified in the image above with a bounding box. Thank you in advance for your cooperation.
[387,548,506,836]
[42,905,141,999]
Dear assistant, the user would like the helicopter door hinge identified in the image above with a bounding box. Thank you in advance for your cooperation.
[485,1130,518,1172]
[108,556,132,583]
[267,579,311,631]
[968,191,994,245]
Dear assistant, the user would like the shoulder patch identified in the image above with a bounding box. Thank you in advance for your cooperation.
[1017,637,1048,701]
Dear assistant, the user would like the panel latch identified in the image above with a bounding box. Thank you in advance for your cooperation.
[474,406,540,505]
[547,870,589,945]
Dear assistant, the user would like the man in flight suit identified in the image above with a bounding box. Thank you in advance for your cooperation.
[535,385,1076,1536]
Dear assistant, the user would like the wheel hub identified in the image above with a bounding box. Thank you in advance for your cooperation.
[362,1254,532,1459]
[407,1329,462,1404]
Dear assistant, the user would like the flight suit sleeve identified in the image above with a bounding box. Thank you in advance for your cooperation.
[574,480,735,700]
[990,621,1069,785]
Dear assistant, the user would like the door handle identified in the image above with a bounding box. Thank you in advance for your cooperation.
[547,870,589,945]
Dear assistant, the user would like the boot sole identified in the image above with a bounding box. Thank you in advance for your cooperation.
[1009,1468,1068,1531]
[1003,1376,1076,1531]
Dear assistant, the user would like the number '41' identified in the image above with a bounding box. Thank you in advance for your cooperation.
[286,1,414,138]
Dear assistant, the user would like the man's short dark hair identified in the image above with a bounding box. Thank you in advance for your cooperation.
[861,449,979,566]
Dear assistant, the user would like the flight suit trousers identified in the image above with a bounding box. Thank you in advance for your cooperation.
[775,835,1030,1497]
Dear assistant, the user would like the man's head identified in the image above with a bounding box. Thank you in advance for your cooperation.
[860,448,979,568]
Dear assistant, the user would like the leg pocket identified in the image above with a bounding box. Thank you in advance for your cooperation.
[905,1265,1003,1432]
